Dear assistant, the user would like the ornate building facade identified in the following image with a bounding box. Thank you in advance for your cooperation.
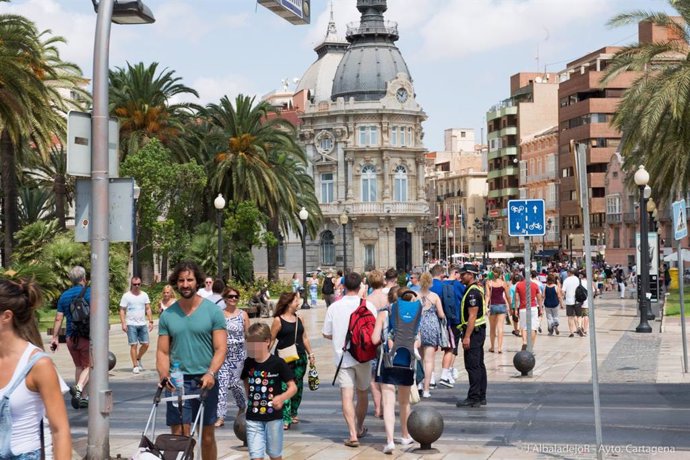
[253,0,428,277]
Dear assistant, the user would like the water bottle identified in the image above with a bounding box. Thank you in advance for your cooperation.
[170,362,184,408]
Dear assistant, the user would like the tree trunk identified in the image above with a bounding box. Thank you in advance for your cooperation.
[266,213,280,282]
[54,173,66,229]
[0,130,18,267]
[161,251,169,282]
[139,225,154,284]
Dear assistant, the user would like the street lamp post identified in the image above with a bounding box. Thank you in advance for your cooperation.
[569,234,574,266]
[407,223,415,271]
[90,1,154,458]
[542,218,553,252]
[214,194,226,280]
[635,165,653,333]
[299,207,310,309]
[340,211,348,273]
[447,230,453,262]
[132,182,140,277]
[474,216,493,267]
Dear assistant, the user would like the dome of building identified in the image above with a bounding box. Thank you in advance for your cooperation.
[331,0,412,102]
[296,7,348,103]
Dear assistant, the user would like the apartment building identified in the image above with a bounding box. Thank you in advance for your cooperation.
[486,72,558,252]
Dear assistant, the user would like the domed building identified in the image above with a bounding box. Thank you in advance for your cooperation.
[297,0,428,274]
[254,0,428,277]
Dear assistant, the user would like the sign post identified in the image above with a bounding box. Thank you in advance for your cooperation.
[508,199,546,355]
[672,199,688,373]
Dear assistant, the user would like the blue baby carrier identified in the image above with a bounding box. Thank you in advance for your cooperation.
[379,298,422,371]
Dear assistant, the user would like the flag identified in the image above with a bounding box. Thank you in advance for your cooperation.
[445,205,451,228]
[438,204,442,227]
[460,204,466,229]
[453,203,457,229]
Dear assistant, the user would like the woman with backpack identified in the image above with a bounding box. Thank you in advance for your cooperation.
[0,278,71,460]
[372,288,421,455]
[270,291,316,430]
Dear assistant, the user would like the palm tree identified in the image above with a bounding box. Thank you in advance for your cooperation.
[604,1,690,202]
[204,94,322,280]
[109,62,200,161]
[23,143,73,229]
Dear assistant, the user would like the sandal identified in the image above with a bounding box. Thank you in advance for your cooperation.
[488,348,495,353]
[344,439,360,448]
[283,423,291,431]
[291,416,300,424]
[357,426,368,438]
[214,418,224,428]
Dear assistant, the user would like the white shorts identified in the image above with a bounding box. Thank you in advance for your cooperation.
[519,307,540,331]
[337,362,372,391]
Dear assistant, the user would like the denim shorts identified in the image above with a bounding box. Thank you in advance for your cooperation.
[126,324,149,345]
[489,304,507,315]
[246,419,283,459]
[6,449,41,460]
[166,375,219,427]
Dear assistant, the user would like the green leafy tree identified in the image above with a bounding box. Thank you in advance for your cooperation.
[605,1,690,201]
[23,143,73,229]
[109,62,200,162]
[121,139,206,283]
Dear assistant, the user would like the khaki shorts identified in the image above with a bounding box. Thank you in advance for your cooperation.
[337,362,371,391]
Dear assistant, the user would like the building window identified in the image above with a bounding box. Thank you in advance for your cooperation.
[321,173,334,203]
[278,236,285,267]
[320,135,333,152]
[400,126,406,147]
[606,194,621,214]
[407,127,413,147]
[321,230,335,265]
[394,165,408,202]
[359,126,379,146]
[361,164,377,202]
[364,244,376,270]
[613,227,620,248]
[390,127,398,146]
[461,131,466,138]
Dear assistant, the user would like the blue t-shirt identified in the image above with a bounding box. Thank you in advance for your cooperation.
[57,285,92,337]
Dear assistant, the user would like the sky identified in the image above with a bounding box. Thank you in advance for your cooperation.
[2,0,678,151]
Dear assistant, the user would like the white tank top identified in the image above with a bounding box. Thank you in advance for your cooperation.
[0,343,46,454]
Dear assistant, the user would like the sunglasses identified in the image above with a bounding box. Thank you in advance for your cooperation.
[132,283,141,286]
[225,295,240,300]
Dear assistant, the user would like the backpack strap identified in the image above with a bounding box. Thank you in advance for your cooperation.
[3,351,50,400]
[77,284,87,300]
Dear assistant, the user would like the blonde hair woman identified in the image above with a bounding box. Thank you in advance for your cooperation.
[158,284,176,314]
[417,272,446,398]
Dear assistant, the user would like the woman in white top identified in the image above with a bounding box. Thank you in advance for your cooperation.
[0,278,71,460]
[158,284,176,314]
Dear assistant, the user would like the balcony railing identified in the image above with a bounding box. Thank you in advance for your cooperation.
[346,21,398,39]
[623,212,637,223]
[321,201,429,216]
[606,213,622,224]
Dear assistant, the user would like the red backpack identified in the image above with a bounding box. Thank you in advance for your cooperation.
[332,298,377,385]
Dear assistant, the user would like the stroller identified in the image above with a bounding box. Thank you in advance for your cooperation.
[132,382,208,460]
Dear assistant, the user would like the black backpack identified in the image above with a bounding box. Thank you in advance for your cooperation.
[322,276,334,295]
[575,281,588,304]
[70,285,90,339]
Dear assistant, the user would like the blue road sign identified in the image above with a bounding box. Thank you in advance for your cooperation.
[508,199,546,237]
[672,199,688,241]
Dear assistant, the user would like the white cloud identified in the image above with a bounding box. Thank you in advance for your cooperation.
[418,0,614,60]
[171,75,257,106]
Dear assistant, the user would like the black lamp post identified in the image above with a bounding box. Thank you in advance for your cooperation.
[299,207,310,309]
[132,182,140,278]
[407,223,414,271]
[542,218,553,252]
[340,211,348,273]
[634,165,653,333]
[474,216,493,267]
[214,194,226,281]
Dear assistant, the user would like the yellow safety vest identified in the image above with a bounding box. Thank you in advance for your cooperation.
[460,283,487,328]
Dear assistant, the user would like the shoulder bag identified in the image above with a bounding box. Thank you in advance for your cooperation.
[277,317,300,363]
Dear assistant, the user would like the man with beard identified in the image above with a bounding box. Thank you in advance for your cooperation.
[156,261,227,460]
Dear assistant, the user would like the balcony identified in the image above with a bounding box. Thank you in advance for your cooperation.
[486,104,518,121]
[606,213,622,224]
[488,189,501,199]
[623,212,637,223]
[320,201,429,217]
[487,146,518,161]
[500,187,519,197]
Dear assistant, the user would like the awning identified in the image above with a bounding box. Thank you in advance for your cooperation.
[488,252,523,259]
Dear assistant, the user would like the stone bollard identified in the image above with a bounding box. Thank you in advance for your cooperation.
[406,405,444,453]
[513,350,535,376]
[233,413,248,448]
[108,351,117,371]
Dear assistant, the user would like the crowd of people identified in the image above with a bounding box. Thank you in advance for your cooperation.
[0,256,628,459]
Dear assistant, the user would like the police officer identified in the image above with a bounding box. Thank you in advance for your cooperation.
[456,264,487,408]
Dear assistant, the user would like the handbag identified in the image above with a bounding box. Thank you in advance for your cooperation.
[277,317,300,363]
[409,379,420,405]
[308,364,319,391]
[438,317,450,349]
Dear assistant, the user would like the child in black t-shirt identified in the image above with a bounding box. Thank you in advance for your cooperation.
[241,323,296,460]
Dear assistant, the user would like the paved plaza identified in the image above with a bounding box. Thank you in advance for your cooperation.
[46,292,690,459]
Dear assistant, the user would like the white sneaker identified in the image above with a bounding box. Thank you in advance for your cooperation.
[448,374,456,384]
[137,360,144,371]
[422,391,431,398]
[132,366,140,374]
[383,442,395,454]
[417,382,423,391]
[452,368,459,380]
[399,437,414,446]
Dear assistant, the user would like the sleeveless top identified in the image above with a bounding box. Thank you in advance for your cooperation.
[489,284,506,305]
[275,317,306,356]
[544,285,560,308]
[0,344,49,456]
[225,313,245,345]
